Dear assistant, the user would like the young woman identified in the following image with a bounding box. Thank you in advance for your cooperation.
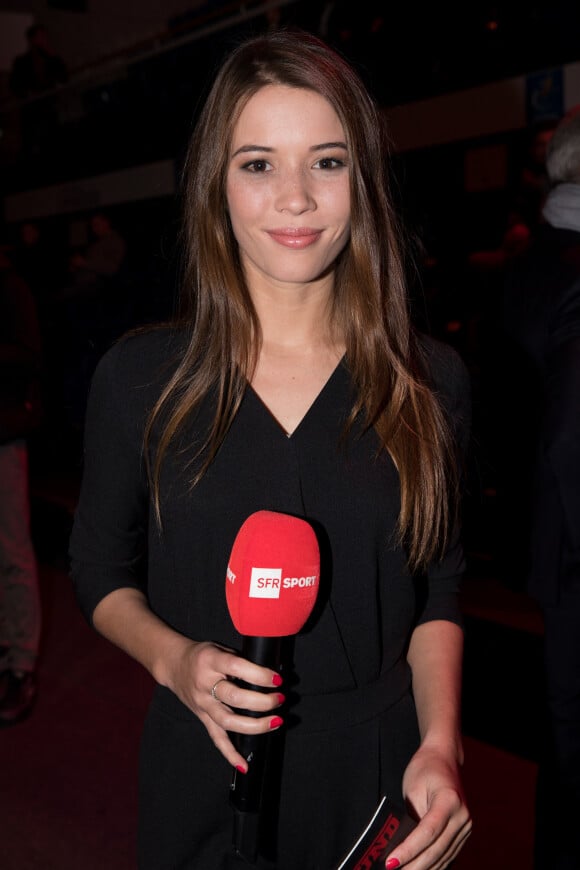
[70,29,472,870]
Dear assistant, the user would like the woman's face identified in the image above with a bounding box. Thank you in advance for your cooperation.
[226,85,351,294]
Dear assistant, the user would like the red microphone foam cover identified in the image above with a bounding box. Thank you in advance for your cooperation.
[226,511,320,637]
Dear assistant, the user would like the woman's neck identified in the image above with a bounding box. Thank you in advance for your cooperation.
[249,275,340,355]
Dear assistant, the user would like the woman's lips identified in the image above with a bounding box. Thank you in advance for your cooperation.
[266,228,322,248]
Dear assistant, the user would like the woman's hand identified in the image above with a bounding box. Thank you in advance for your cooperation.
[92,589,284,771]
[164,640,285,771]
[384,744,472,869]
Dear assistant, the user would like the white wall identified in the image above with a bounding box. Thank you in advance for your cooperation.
[4,158,177,222]
[386,62,580,153]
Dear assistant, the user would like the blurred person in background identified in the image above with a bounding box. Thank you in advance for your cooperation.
[0,246,43,726]
[8,24,69,166]
[58,211,128,437]
[504,107,580,870]
[67,212,127,292]
[9,24,68,100]
[12,221,63,318]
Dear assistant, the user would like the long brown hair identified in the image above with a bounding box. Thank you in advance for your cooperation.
[146,29,458,571]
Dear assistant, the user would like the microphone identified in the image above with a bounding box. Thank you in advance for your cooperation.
[225,510,320,862]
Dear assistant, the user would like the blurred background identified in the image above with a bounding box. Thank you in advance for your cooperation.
[1,1,576,868]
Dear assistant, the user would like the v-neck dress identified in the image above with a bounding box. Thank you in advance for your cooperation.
[70,327,470,870]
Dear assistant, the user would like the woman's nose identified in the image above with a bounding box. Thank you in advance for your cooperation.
[274,169,316,214]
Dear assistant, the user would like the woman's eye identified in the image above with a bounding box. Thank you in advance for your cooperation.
[314,157,345,170]
[242,160,270,173]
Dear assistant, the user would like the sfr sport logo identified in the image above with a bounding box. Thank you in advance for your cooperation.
[249,567,317,598]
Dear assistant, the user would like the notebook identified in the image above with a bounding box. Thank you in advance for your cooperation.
[336,796,417,869]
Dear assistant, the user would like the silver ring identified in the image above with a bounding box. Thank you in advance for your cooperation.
[210,679,227,702]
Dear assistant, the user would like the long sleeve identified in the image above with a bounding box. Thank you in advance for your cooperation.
[417,336,472,628]
[69,339,151,623]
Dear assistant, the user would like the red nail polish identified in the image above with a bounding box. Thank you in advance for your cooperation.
[235,764,246,774]
[272,674,283,687]
[269,716,284,729]
[385,858,400,869]
[277,693,286,705]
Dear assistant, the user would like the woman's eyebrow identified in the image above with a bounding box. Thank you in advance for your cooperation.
[231,144,274,157]
[231,141,348,158]
[310,141,348,151]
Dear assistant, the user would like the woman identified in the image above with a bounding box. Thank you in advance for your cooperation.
[70,29,472,870]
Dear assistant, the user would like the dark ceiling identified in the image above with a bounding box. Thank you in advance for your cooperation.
[4,0,579,196]
[265,0,580,105]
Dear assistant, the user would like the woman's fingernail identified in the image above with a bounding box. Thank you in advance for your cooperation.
[235,764,246,774]
[269,716,284,729]
[385,858,400,869]
[277,693,286,705]
[272,674,283,687]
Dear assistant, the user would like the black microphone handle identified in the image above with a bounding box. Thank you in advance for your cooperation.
[242,634,282,671]
[230,635,283,862]
[230,635,282,805]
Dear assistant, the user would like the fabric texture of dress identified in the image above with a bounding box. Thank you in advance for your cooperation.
[70,328,470,870]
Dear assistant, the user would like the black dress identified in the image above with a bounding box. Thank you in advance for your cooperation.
[70,328,470,870]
